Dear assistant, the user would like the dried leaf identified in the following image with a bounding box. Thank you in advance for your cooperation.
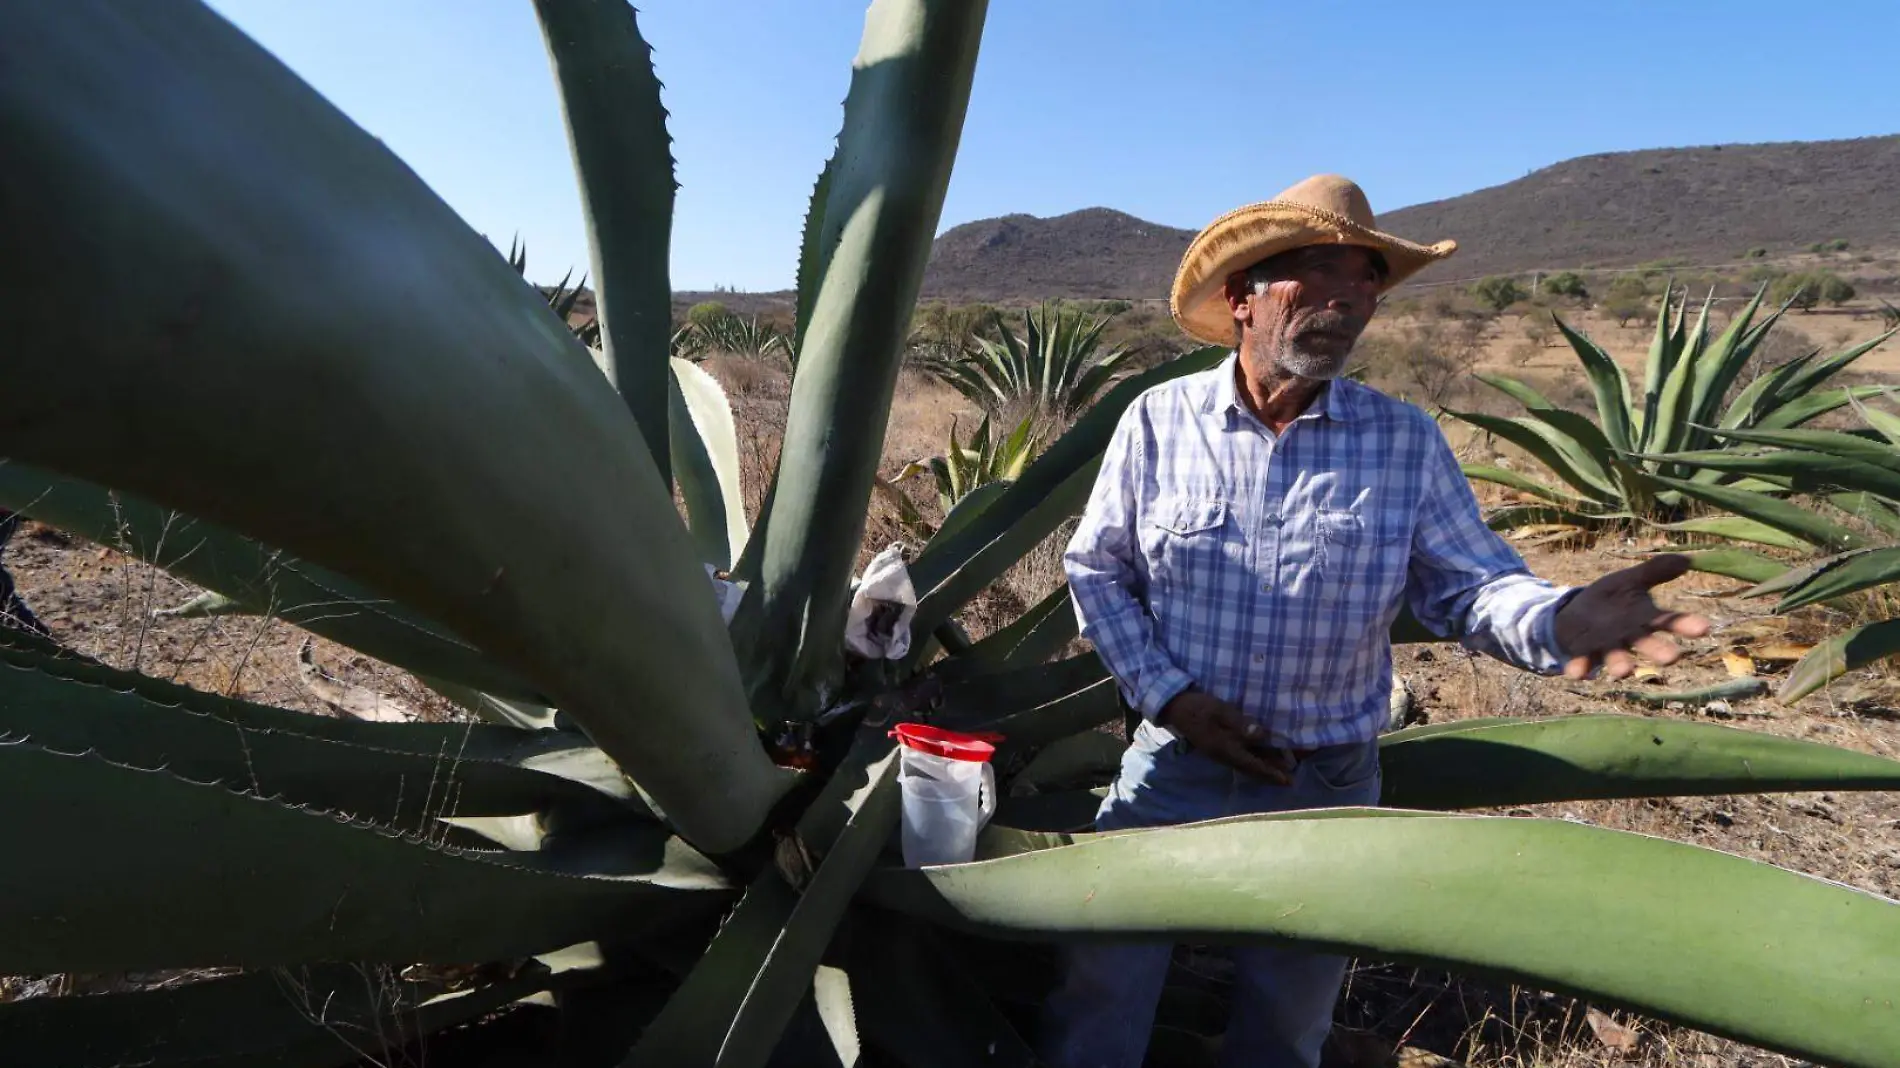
[1722,650,1757,678]
[1586,1006,1641,1055]
[1751,642,1816,665]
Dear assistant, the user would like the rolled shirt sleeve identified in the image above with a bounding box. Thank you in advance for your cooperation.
[1063,405,1196,719]
[1404,426,1579,674]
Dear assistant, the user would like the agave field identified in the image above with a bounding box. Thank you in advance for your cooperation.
[4,3,1900,1068]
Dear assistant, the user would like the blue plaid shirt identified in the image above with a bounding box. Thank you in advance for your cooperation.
[1065,352,1576,749]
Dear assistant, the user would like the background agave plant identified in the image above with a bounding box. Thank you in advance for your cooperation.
[876,413,1040,541]
[3,4,1900,1067]
[920,299,1136,419]
[1449,284,1895,541]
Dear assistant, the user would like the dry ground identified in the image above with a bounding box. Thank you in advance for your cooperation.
[5,311,1900,1066]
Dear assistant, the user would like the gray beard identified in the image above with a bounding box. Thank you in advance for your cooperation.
[1275,342,1351,381]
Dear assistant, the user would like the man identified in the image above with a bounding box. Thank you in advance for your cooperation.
[1038,175,1709,1068]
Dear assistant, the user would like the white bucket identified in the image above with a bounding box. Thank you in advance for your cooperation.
[890,723,1001,868]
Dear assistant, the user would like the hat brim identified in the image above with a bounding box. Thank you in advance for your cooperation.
[1168,200,1457,346]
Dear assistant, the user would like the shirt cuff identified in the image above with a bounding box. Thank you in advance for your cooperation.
[1133,664,1196,721]
[1532,586,1585,674]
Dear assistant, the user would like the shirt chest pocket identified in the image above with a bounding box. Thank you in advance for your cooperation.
[1315,506,1412,618]
[1142,498,1242,590]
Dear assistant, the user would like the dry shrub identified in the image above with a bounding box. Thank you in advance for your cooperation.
[1354,317,1488,410]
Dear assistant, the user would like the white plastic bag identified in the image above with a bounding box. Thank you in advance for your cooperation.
[843,544,916,659]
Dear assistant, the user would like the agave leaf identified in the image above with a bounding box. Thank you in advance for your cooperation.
[1649,476,1866,551]
[0,463,545,703]
[951,583,1076,670]
[1695,426,1900,472]
[1674,547,1791,585]
[1637,285,1678,451]
[1829,491,1900,539]
[1718,350,1814,431]
[0,1,790,852]
[843,908,1037,1068]
[1849,388,1900,447]
[1780,618,1900,703]
[1011,729,1126,794]
[1473,371,1559,413]
[1685,285,1769,441]
[0,651,627,829]
[0,961,562,1068]
[532,0,675,473]
[793,156,838,356]
[1767,329,1897,409]
[1550,317,1635,453]
[155,588,247,619]
[863,813,1900,1068]
[1768,550,1900,614]
[1378,713,1900,810]
[1754,385,1894,433]
[628,730,901,1068]
[1600,678,1767,706]
[0,739,729,974]
[956,676,1120,758]
[418,673,562,732]
[1460,464,1587,508]
[1649,290,1707,455]
[937,653,1107,721]
[1643,449,1900,502]
[1742,546,1883,600]
[1482,504,1626,534]
[1441,411,1620,505]
[1653,516,1814,552]
[737,0,989,714]
[669,356,750,569]
[935,479,1011,544]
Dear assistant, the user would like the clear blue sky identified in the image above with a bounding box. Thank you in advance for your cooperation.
[204,1,1898,293]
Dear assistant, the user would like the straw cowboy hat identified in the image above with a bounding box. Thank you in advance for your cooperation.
[1168,174,1458,345]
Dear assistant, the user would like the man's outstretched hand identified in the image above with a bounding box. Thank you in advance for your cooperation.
[1157,689,1294,784]
[1553,553,1712,680]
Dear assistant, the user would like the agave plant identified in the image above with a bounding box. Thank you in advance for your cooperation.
[1637,394,1900,703]
[876,413,1040,540]
[3,4,1900,1067]
[921,299,1137,418]
[1449,284,1895,539]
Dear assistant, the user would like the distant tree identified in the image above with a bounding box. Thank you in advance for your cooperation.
[1522,312,1557,348]
[1543,271,1588,299]
[1602,279,1654,327]
[1742,247,1768,259]
[1469,275,1527,312]
[1770,271,1853,312]
[687,301,731,329]
[1827,238,1851,252]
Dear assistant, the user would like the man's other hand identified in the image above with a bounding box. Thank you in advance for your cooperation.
[1157,690,1294,785]
[1554,553,1712,680]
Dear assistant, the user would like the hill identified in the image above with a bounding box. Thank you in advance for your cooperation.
[916,133,1900,301]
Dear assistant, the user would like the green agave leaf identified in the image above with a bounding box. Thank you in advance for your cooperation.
[1718,350,1814,431]
[1460,463,1586,508]
[737,0,989,714]
[0,650,628,829]
[1482,504,1625,533]
[936,652,1107,720]
[1010,729,1126,793]
[863,814,1900,1068]
[0,962,559,1068]
[842,908,1037,1068]
[1636,285,1680,452]
[1550,316,1635,453]
[1780,618,1900,703]
[1743,546,1883,600]
[533,0,676,473]
[1765,329,1897,411]
[1653,516,1813,552]
[419,673,562,731]
[1755,385,1894,434]
[1674,547,1791,585]
[1441,410,1620,505]
[1849,388,1900,447]
[935,479,1012,545]
[0,0,790,852]
[1697,426,1900,472]
[1377,713,1900,809]
[1649,475,1866,551]
[1649,292,1707,456]
[950,583,1077,670]
[1601,678,1767,706]
[1644,448,1900,501]
[629,730,901,1068]
[903,345,1229,653]
[793,155,838,357]
[1830,491,1900,539]
[1685,285,1769,439]
[0,463,545,704]
[0,739,729,974]
[1473,371,1558,413]
[669,356,750,569]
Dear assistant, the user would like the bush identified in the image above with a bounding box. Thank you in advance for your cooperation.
[1742,247,1768,259]
[687,300,731,329]
[1521,312,1556,348]
[1542,272,1588,299]
[1770,271,1855,311]
[1469,275,1527,312]
[1602,294,1654,328]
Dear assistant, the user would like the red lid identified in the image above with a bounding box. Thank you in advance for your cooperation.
[889,722,1004,762]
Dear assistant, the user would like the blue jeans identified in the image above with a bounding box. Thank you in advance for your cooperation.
[1037,721,1384,1068]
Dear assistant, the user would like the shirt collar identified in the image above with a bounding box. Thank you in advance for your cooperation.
[1202,350,1358,427]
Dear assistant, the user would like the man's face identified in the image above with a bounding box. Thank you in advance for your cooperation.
[1229,245,1383,381]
